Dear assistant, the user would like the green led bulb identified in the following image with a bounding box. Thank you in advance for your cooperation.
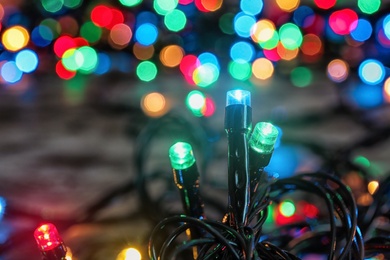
[249,122,279,154]
[169,142,196,170]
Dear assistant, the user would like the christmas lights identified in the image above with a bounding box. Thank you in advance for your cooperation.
[169,141,204,220]
[0,197,5,221]
[34,223,67,260]
[224,89,252,229]
[248,122,279,193]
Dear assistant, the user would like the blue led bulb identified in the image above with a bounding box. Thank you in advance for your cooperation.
[226,89,251,106]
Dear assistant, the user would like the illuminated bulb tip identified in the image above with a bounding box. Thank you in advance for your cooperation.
[249,122,279,154]
[34,223,63,251]
[226,89,251,106]
[169,142,196,170]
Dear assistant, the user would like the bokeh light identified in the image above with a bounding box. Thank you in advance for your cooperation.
[154,0,178,15]
[327,59,349,83]
[135,23,158,46]
[31,25,53,47]
[41,0,64,13]
[279,200,296,217]
[234,12,256,38]
[230,41,254,62]
[133,43,155,60]
[141,92,169,117]
[109,23,132,49]
[350,19,372,42]
[276,0,300,12]
[358,59,385,85]
[293,6,315,28]
[2,25,30,52]
[290,67,312,87]
[240,0,263,16]
[1,61,23,83]
[329,9,358,35]
[358,0,381,15]
[279,23,302,50]
[91,5,113,28]
[250,19,276,44]
[80,21,102,44]
[301,34,322,56]
[228,60,251,80]
[384,77,390,103]
[136,61,158,82]
[116,247,142,260]
[56,60,76,80]
[119,0,142,7]
[160,45,184,67]
[252,58,274,80]
[15,49,39,73]
[186,90,205,116]
[164,9,186,32]
[314,0,336,10]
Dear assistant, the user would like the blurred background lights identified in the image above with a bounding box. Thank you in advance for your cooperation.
[279,23,302,50]
[133,43,155,60]
[329,9,358,35]
[201,96,216,117]
[119,0,142,7]
[109,23,132,48]
[154,0,178,15]
[290,67,312,88]
[240,0,263,16]
[327,59,349,83]
[383,14,390,39]
[367,181,379,195]
[135,23,158,46]
[279,200,296,217]
[358,59,385,85]
[358,0,381,15]
[230,41,254,62]
[41,0,64,13]
[31,25,53,47]
[314,0,336,10]
[228,60,251,81]
[352,83,383,108]
[116,247,142,260]
[62,48,84,71]
[2,25,29,52]
[198,52,220,70]
[77,46,98,73]
[252,58,274,80]
[219,13,235,35]
[141,92,168,117]
[136,61,158,82]
[301,34,322,56]
[80,21,102,44]
[193,63,219,87]
[1,61,23,83]
[350,19,373,42]
[276,0,300,12]
[91,5,113,28]
[160,45,184,67]
[15,49,39,73]
[250,19,276,44]
[164,9,186,32]
[186,90,205,111]
[384,77,390,103]
[94,52,111,75]
[234,12,256,38]
[0,197,5,221]
[293,6,315,28]
[63,0,83,9]
[56,60,76,80]
[277,43,299,61]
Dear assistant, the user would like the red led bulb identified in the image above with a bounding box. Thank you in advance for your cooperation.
[34,223,67,260]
